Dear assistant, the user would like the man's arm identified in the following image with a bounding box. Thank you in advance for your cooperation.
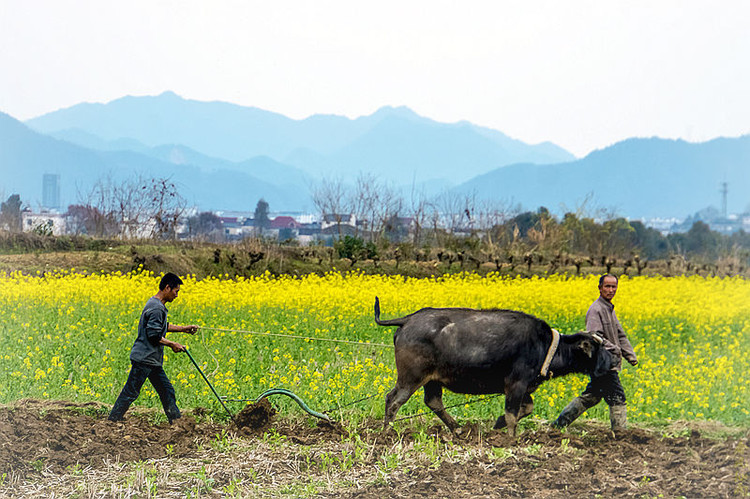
[160,336,187,353]
[162,324,198,352]
[167,324,199,334]
[162,324,198,353]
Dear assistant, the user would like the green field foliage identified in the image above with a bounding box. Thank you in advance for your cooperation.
[1,270,748,428]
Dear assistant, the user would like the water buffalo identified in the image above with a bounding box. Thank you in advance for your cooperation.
[374,297,613,436]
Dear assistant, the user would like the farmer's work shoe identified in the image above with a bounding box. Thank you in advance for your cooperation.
[610,404,627,433]
[552,397,588,428]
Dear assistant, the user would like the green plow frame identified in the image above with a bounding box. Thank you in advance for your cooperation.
[186,347,329,422]
[222,388,331,422]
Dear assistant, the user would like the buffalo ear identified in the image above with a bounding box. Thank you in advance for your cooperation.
[579,339,594,358]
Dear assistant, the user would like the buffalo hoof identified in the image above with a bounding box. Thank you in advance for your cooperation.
[493,417,507,430]
[381,425,398,437]
[610,428,628,440]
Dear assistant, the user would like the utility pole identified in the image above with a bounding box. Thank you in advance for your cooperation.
[720,182,728,218]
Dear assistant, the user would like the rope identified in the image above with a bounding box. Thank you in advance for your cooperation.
[198,326,393,348]
[324,393,381,414]
[393,393,503,422]
[193,326,221,376]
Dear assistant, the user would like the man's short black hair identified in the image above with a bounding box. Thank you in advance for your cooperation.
[159,272,183,290]
[598,273,618,287]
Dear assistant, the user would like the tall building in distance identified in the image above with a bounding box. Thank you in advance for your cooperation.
[42,173,61,211]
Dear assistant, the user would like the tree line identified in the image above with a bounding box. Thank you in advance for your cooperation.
[312,174,750,267]
[2,173,750,271]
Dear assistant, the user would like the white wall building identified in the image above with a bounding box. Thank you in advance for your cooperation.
[22,211,67,236]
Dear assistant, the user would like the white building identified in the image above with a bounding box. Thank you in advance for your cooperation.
[22,211,67,236]
[321,213,356,230]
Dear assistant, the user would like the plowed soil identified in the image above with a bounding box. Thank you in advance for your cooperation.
[0,399,748,497]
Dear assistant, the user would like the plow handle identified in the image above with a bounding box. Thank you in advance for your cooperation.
[185,348,234,420]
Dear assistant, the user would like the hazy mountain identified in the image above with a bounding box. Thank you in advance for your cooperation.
[43,129,312,186]
[0,112,110,208]
[0,112,313,212]
[141,144,312,189]
[8,92,750,219]
[323,116,523,181]
[452,136,750,219]
[46,128,151,153]
[25,92,576,185]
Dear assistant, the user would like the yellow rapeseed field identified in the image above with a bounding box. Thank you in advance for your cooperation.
[1,269,748,426]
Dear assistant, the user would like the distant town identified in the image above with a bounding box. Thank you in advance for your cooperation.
[21,207,420,244]
[13,173,750,243]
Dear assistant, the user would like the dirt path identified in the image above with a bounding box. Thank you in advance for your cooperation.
[0,399,748,497]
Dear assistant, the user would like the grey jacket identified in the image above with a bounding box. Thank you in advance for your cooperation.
[130,297,169,366]
[585,296,637,371]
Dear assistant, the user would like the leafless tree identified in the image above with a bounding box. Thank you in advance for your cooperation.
[435,190,477,234]
[372,183,403,243]
[74,174,185,239]
[351,172,379,240]
[405,182,432,246]
[66,204,115,236]
[114,176,152,238]
[146,177,187,239]
[312,177,352,237]
[74,179,121,237]
[350,173,405,243]
[476,198,515,244]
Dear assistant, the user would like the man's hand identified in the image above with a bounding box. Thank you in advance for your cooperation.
[169,342,187,353]
[168,324,199,335]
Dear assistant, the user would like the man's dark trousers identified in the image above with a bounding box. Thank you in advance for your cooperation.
[109,361,181,422]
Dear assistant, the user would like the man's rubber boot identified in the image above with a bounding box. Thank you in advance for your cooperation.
[551,397,588,428]
[610,404,628,434]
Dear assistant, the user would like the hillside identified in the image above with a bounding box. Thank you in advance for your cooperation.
[452,136,750,218]
[24,92,575,185]
[5,92,750,218]
[0,112,313,211]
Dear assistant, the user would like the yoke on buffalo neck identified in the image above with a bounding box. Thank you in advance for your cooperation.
[540,328,560,378]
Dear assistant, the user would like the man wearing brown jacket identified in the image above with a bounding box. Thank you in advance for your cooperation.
[552,274,638,432]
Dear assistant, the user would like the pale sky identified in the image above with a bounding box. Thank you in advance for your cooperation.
[1,0,749,157]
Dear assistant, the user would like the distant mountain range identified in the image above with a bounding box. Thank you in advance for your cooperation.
[24,91,574,184]
[1,92,749,218]
[453,136,750,218]
[0,112,313,212]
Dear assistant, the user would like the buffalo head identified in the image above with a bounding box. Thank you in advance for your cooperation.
[573,332,614,377]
